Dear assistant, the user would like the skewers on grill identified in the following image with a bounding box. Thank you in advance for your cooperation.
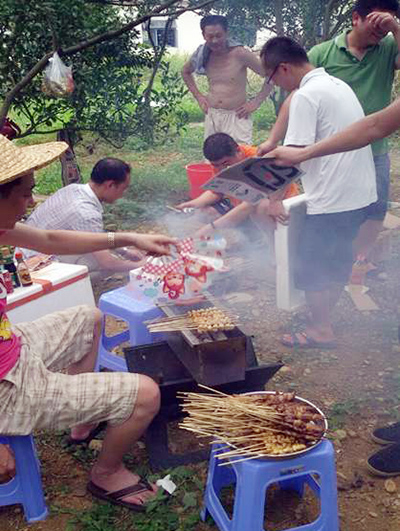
[146,307,238,333]
[179,386,327,463]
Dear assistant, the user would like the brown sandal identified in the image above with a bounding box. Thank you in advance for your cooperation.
[87,478,156,512]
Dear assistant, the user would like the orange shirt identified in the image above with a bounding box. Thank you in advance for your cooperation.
[211,145,299,203]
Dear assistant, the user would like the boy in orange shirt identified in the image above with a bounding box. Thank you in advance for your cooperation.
[176,133,298,235]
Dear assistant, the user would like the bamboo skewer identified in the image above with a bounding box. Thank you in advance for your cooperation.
[146,307,239,333]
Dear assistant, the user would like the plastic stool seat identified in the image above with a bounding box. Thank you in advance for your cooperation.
[201,439,339,531]
[96,286,162,372]
[0,435,48,523]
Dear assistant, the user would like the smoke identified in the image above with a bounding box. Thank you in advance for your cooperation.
[157,208,277,320]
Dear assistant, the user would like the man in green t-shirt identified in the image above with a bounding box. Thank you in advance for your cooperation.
[308,0,400,269]
[259,0,400,270]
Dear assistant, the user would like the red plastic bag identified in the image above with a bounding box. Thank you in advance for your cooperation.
[0,118,21,139]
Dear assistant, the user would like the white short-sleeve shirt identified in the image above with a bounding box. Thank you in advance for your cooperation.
[284,68,377,215]
[23,183,104,259]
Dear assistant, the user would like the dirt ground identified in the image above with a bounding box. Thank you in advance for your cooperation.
[4,156,400,530]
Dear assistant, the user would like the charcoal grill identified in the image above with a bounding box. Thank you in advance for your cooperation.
[124,296,282,469]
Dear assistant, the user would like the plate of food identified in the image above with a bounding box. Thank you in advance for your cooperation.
[238,391,328,459]
[179,387,327,463]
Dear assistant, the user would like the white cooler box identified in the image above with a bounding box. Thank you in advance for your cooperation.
[7,262,95,323]
[275,194,307,311]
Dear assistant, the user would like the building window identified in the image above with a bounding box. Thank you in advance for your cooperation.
[143,20,177,48]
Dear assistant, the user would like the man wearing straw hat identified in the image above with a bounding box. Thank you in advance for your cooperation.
[0,135,176,510]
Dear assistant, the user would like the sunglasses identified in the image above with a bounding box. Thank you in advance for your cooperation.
[267,64,280,85]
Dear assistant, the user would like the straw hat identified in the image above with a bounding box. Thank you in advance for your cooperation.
[0,134,68,185]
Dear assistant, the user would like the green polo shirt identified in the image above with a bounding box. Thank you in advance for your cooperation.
[308,31,398,155]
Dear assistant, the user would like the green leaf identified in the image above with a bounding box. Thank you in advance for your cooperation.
[182,491,198,510]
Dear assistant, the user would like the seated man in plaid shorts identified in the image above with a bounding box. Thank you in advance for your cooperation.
[0,135,176,511]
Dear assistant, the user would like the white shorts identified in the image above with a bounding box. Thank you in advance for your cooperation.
[204,108,253,145]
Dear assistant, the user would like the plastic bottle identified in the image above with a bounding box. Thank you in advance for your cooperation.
[0,252,14,294]
[15,252,33,287]
[1,267,14,294]
[1,246,20,288]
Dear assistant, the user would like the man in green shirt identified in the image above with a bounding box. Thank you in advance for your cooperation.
[308,0,400,269]
[259,0,400,269]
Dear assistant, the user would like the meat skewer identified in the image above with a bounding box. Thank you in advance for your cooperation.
[178,386,327,463]
[145,307,239,333]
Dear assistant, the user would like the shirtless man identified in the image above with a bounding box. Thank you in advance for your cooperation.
[182,15,272,144]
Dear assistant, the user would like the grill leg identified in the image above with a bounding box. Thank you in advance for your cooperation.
[145,412,209,470]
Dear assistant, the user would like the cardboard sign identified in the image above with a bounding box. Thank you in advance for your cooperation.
[202,157,303,204]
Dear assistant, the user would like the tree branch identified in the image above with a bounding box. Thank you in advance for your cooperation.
[61,0,179,56]
[165,0,218,17]
[0,0,217,126]
[323,0,337,39]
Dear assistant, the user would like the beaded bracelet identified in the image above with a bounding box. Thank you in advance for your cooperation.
[107,231,116,249]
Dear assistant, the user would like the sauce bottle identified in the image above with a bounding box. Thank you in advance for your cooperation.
[15,252,33,287]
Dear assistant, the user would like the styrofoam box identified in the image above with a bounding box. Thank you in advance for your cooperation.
[7,262,95,323]
[275,194,306,311]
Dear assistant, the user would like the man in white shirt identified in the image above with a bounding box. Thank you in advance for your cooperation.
[260,36,377,348]
[24,158,145,277]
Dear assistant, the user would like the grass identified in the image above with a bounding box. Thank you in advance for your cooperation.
[13,49,276,200]
[25,120,271,231]
[58,459,212,531]
[26,126,203,198]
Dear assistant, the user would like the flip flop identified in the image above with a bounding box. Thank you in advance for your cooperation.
[280,331,337,350]
[64,421,107,447]
[87,478,156,512]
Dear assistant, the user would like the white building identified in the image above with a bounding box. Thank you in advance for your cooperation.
[141,12,273,54]
[141,12,203,54]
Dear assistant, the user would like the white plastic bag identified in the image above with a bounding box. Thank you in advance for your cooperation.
[42,52,74,98]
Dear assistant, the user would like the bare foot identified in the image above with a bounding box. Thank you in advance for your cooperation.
[70,423,97,441]
[281,331,337,349]
[303,326,336,343]
[90,465,158,507]
[0,444,15,483]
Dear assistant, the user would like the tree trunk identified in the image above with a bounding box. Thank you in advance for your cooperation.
[275,0,284,35]
[57,129,82,186]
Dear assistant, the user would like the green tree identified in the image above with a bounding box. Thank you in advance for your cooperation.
[202,0,352,112]
[0,0,215,145]
[204,0,352,48]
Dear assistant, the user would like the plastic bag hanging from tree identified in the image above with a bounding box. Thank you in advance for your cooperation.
[42,52,74,98]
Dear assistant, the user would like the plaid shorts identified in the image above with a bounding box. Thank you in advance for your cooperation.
[0,305,139,435]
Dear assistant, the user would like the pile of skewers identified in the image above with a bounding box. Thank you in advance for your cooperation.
[146,307,238,334]
[179,386,327,464]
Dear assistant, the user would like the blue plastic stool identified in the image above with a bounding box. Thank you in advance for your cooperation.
[201,439,339,531]
[0,434,48,523]
[96,286,162,372]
